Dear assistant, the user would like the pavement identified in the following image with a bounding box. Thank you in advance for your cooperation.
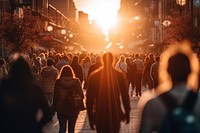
[43,86,150,133]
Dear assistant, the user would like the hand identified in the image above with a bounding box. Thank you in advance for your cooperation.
[125,116,130,124]
[50,106,55,116]
[122,114,130,124]
[89,121,95,130]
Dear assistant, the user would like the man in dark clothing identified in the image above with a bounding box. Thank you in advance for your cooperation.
[87,55,102,78]
[86,52,130,133]
[70,55,83,83]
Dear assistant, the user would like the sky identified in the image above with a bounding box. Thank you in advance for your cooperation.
[73,0,121,20]
[73,0,121,35]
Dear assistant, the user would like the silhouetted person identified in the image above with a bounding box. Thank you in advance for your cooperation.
[139,44,200,133]
[87,55,102,79]
[0,54,52,133]
[40,58,59,106]
[126,57,136,97]
[70,55,83,84]
[52,65,84,133]
[150,56,160,88]
[86,52,130,133]
[133,53,144,96]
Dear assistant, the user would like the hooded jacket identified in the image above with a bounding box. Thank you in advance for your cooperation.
[40,66,58,93]
[52,77,84,116]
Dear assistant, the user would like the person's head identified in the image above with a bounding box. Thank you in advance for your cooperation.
[47,58,55,66]
[72,55,79,64]
[135,53,140,59]
[102,52,114,67]
[158,41,199,91]
[119,55,125,62]
[167,53,191,83]
[58,65,75,78]
[84,56,91,63]
[95,55,101,63]
[9,54,33,82]
[155,56,160,62]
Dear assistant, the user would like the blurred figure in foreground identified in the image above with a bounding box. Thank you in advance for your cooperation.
[139,42,200,133]
[86,52,130,133]
[0,54,52,133]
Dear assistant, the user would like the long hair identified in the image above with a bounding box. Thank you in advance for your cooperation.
[57,65,75,79]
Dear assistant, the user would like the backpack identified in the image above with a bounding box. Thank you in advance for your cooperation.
[159,90,199,133]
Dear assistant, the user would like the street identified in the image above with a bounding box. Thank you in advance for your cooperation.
[43,86,150,133]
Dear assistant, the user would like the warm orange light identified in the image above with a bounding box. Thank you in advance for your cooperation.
[75,0,120,35]
[47,25,53,32]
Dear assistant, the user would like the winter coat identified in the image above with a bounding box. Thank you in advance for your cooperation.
[40,66,59,93]
[52,77,84,116]
[86,67,130,132]
[70,63,83,83]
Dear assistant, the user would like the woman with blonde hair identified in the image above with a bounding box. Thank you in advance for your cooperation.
[52,65,84,133]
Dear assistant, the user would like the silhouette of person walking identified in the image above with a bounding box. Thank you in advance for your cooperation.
[139,42,200,133]
[86,52,130,133]
[0,54,52,133]
[52,65,84,133]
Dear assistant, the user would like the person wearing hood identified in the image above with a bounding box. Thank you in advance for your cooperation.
[40,58,59,106]
[52,65,84,133]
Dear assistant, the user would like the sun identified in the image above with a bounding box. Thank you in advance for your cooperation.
[75,0,120,36]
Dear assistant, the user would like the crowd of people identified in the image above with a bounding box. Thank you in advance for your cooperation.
[0,40,200,133]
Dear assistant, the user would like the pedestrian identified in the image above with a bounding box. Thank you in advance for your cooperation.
[56,55,70,72]
[143,53,155,91]
[87,55,102,78]
[70,55,83,84]
[115,54,127,74]
[139,42,200,133]
[86,52,130,133]
[40,58,59,106]
[133,53,144,96]
[52,65,84,133]
[150,56,160,89]
[126,57,136,97]
[0,54,52,133]
[82,56,92,90]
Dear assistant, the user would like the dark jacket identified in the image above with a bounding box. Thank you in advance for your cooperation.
[0,79,51,133]
[70,63,83,83]
[52,77,84,116]
[87,62,102,78]
[86,67,130,132]
[40,66,58,93]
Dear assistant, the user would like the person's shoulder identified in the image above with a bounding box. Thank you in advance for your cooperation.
[88,68,102,79]
[145,91,171,110]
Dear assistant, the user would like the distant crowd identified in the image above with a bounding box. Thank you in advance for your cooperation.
[0,40,200,133]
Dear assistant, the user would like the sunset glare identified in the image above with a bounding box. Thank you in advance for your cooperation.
[74,0,121,35]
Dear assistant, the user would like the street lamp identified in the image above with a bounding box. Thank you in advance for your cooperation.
[176,0,186,6]
[47,25,53,32]
[61,29,67,35]
[162,20,171,27]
